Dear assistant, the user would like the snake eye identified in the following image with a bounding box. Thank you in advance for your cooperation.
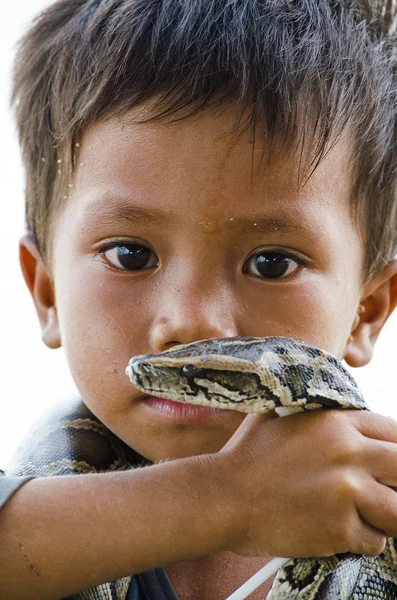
[181,365,200,377]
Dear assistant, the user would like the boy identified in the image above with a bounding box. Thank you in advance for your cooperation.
[4,0,397,598]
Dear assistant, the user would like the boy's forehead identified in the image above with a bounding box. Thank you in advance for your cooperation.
[75,108,354,220]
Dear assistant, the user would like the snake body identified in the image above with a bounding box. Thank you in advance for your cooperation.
[6,336,397,599]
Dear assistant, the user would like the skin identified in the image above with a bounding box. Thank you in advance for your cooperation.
[14,105,397,600]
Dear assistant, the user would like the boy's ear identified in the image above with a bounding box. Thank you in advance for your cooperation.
[344,258,397,367]
[19,235,61,350]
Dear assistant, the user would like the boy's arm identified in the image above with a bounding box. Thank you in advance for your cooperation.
[3,410,397,600]
[0,455,229,600]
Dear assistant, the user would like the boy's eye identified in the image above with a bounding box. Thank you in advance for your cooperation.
[244,251,302,280]
[100,243,159,271]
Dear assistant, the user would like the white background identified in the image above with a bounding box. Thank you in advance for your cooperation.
[0,0,396,469]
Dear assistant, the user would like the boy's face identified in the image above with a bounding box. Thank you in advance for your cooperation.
[26,107,390,461]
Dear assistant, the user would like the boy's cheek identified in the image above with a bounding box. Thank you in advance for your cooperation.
[54,295,143,412]
[243,281,356,359]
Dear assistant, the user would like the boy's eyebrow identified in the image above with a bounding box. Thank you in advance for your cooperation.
[240,218,306,234]
[81,195,309,234]
[80,196,170,226]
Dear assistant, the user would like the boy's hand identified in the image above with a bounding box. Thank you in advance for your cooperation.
[214,410,397,558]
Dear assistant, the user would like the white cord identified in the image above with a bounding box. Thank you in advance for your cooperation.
[225,557,291,600]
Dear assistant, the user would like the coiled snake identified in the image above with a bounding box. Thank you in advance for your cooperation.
[6,336,397,599]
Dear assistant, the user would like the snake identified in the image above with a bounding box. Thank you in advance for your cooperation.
[6,336,397,599]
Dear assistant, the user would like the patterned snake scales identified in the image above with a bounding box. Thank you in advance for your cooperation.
[6,336,397,599]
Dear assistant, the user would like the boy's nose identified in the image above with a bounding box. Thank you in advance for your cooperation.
[148,291,239,352]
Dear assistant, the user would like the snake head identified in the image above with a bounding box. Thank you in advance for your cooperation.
[125,338,278,412]
[125,350,268,411]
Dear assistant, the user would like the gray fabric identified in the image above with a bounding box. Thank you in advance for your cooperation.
[127,568,180,600]
[0,472,35,510]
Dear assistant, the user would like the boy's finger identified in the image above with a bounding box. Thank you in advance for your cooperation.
[358,482,397,539]
[361,439,397,486]
[219,412,275,452]
[352,412,397,443]
[350,522,386,557]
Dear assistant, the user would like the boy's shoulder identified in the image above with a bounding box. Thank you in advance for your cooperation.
[0,472,34,510]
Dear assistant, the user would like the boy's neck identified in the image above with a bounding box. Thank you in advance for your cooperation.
[165,551,274,600]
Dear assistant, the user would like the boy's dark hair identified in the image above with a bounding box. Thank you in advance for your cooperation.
[12,0,397,285]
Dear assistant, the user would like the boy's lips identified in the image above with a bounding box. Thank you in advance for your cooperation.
[141,395,232,424]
